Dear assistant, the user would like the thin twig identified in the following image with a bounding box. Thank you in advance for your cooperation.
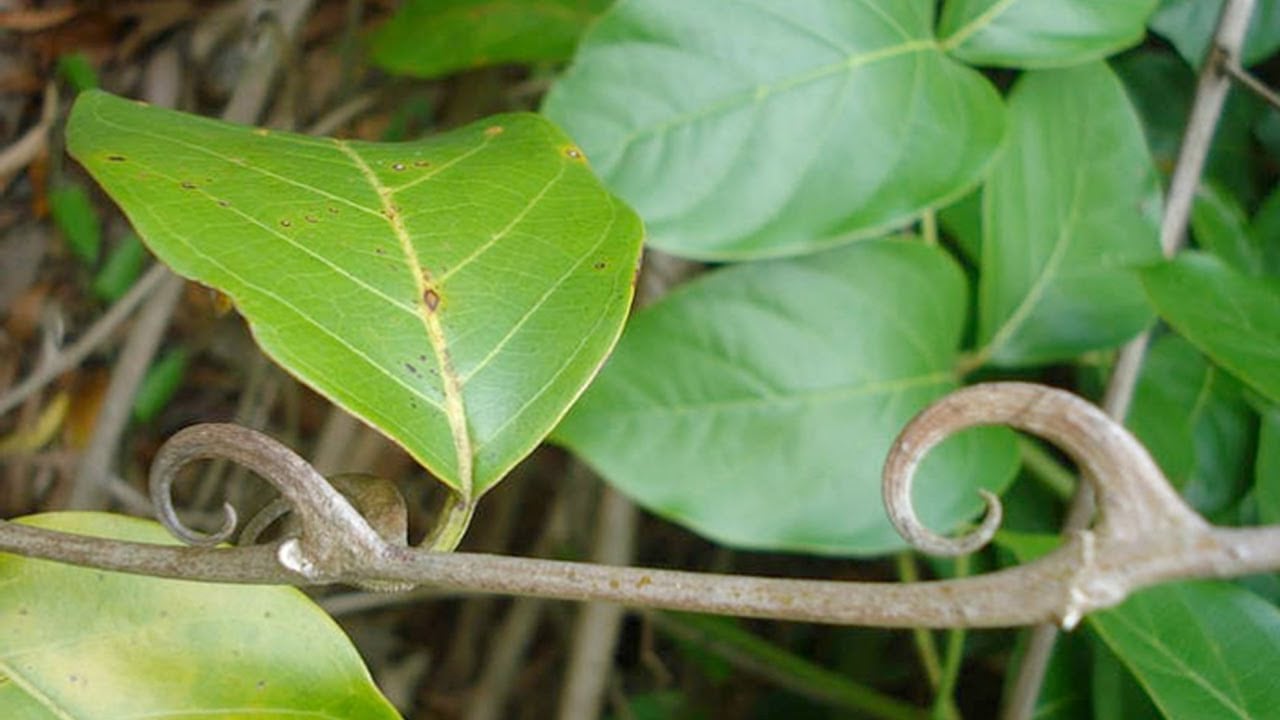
[0,82,56,189]
[1000,3,1258,716]
[556,485,639,720]
[0,263,169,416]
[1223,59,1280,110]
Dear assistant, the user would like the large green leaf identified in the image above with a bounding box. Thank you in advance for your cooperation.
[0,513,398,719]
[976,62,1162,366]
[1126,334,1256,515]
[1140,252,1280,405]
[1091,582,1280,719]
[371,0,610,79]
[1151,0,1280,68]
[1248,184,1280,276]
[939,0,1157,69]
[67,91,642,501]
[555,238,1018,555]
[542,0,1005,259]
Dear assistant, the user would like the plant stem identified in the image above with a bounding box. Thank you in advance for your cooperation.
[421,490,475,551]
[933,556,971,720]
[651,612,928,720]
[1016,438,1075,501]
[921,210,939,246]
[896,552,943,689]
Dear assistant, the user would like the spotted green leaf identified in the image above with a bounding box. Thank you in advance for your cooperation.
[0,513,399,719]
[543,0,1004,259]
[67,90,643,501]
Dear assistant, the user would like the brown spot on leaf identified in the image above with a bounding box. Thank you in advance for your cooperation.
[593,261,607,270]
[180,181,197,189]
[564,145,585,162]
[327,206,339,214]
[484,125,504,137]
[392,162,406,171]
[414,160,430,167]
[405,362,418,374]
[106,155,126,162]
[280,219,292,227]
[217,200,230,207]
[423,288,441,312]
[253,128,269,137]
[305,215,318,223]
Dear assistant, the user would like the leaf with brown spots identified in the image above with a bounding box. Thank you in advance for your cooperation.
[67,90,643,501]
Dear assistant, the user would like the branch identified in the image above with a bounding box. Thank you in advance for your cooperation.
[4,383,1280,630]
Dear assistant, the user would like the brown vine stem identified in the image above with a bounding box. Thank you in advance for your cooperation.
[1001,2,1258,717]
[4,383,1280,631]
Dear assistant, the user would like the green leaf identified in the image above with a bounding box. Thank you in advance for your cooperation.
[371,0,610,79]
[133,348,188,423]
[1257,407,1280,524]
[939,0,1157,69]
[1140,252,1280,404]
[1090,633,1163,720]
[1151,0,1280,68]
[556,238,1018,554]
[543,0,1005,259]
[1248,183,1280,276]
[1192,182,1264,274]
[56,51,99,92]
[976,62,1161,366]
[48,183,101,265]
[67,89,643,501]
[1126,334,1256,515]
[938,188,982,266]
[1090,581,1280,719]
[0,513,399,719]
[91,232,149,301]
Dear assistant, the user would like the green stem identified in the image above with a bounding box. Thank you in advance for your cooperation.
[1017,437,1076,501]
[652,612,927,720]
[896,552,943,689]
[921,209,939,246]
[933,556,971,720]
[421,490,475,551]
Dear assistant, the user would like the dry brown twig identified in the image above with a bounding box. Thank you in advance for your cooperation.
[3,382,1279,631]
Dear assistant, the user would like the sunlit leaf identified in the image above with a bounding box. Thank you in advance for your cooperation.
[1140,252,1280,405]
[976,62,1161,366]
[371,0,610,79]
[0,513,399,719]
[67,90,643,500]
[556,238,1017,554]
[543,0,1004,259]
[939,0,1157,68]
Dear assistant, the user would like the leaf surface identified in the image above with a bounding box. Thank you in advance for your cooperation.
[976,62,1161,366]
[1126,335,1255,515]
[543,0,1004,259]
[1140,252,1280,405]
[939,0,1157,68]
[0,513,399,719]
[371,0,610,78]
[67,90,643,499]
[555,239,1017,554]
[1091,582,1280,719]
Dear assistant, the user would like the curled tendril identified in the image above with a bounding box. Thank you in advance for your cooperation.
[883,382,1206,557]
[149,424,394,582]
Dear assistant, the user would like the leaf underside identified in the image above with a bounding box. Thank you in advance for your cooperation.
[67,90,644,499]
